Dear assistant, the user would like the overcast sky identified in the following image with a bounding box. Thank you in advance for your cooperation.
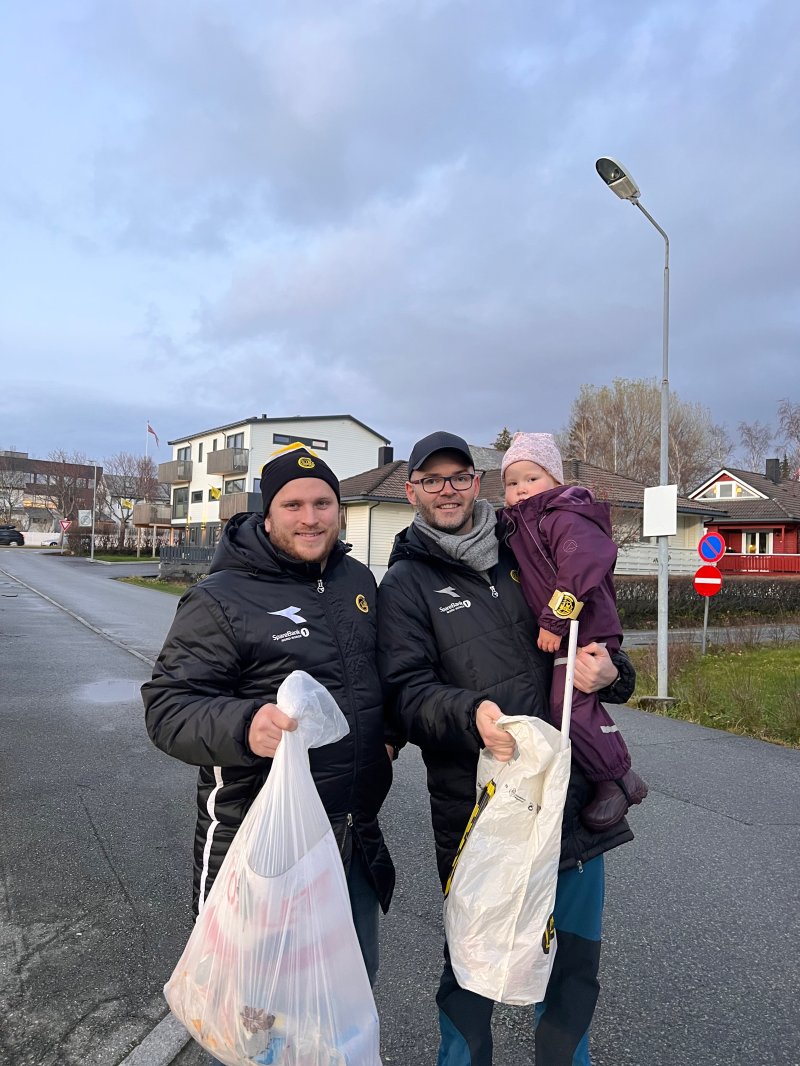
[2,0,798,468]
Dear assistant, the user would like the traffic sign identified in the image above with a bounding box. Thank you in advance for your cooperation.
[59,519,72,532]
[694,564,722,597]
[698,532,726,563]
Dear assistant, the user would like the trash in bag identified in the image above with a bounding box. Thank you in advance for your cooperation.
[443,713,572,1006]
[164,670,383,1065]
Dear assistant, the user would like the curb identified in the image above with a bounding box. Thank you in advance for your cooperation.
[118,1015,190,1066]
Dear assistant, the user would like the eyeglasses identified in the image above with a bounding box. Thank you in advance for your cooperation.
[409,472,482,494]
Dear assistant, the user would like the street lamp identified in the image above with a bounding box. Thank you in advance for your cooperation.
[595,156,671,699]
[90,462,98,563]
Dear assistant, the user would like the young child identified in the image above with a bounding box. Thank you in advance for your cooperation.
[500,431,648,831]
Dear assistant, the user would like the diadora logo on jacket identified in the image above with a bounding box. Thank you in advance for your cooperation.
[434,586,471,614]
[268,605,310,642]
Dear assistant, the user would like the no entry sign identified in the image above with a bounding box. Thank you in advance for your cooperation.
[694,564,723,597]
[698,532,726,563]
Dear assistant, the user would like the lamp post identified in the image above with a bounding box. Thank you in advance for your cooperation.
[90,462,97,563]
[595,157,671,699]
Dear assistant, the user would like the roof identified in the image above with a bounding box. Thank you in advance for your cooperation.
[689,466,800,523]
[341,455,713,515]
[340,461,409,503]
[168,414,390,447]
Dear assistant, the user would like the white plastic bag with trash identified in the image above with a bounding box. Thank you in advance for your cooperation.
[443,621,579,1006]
[164,670,382,1066]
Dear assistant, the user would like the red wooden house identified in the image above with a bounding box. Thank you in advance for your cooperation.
[688,459,800,574]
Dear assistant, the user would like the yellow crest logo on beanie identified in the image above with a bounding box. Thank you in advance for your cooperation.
[298,456,315,469]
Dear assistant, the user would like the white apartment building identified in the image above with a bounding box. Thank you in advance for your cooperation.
[157,414,391,545]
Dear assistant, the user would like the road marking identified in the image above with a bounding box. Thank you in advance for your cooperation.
[0,567,156,667]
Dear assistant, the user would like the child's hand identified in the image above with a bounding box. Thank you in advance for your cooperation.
[537,627,562,653]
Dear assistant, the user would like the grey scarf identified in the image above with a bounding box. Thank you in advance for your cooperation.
[413,497,499,573]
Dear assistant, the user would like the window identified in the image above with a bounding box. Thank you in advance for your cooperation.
[198,443,203,462]
[177,445,191,462]
[744,531,771,554]
[697,480,756,500]
[224,478,245,494]
[191,490,203,503]
[252,477,261,495]
[208,488,221,502]
[172,487,189,519]
[272,433,328,450]
[226,432,244,450]
[212,438,218,451]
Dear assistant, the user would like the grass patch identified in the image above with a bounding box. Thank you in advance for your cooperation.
[120,576,192,596]
[629,640,800,747]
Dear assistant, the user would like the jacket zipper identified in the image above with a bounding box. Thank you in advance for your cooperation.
[314,574,359,823]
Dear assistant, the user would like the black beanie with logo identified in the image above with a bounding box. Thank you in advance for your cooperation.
[260,447,340,518]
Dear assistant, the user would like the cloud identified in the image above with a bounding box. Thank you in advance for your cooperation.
[1,0,798,467]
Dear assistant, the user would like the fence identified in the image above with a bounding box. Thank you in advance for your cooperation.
[159,545,215,580]
[718,554,800,575]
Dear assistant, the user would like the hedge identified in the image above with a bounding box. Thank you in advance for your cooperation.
[615,575,800,628]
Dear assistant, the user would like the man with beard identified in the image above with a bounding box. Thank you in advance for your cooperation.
[143,447,394,996]
[377,431,636,1066]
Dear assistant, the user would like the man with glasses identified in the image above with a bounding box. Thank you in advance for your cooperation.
[377,431,636,1066]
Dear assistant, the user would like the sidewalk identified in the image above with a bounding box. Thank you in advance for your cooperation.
[623,620,800,646]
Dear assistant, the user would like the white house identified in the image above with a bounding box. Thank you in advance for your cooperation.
[158,414,391,545]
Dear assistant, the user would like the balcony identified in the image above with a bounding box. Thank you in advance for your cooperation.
[718,553,800,575]
[158,459,193,483]
[219,491,262,522]
[132,502,172,527]
[207,447,250,476]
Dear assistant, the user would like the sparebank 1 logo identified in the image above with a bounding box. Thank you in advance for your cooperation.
[268,605,310,641]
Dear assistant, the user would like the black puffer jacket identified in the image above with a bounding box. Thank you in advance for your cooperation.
[376,523,633,889]
[143,513,394,913]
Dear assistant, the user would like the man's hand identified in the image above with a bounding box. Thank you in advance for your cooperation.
[537,627,562,653]
[248,703,298,757]
[573,642,618,694]
[476,701,516,762]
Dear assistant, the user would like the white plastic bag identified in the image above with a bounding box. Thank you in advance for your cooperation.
[443,715,572,1005]
[165,670,382,1065]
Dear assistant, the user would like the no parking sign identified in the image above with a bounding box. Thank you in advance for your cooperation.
[698,532,726,563]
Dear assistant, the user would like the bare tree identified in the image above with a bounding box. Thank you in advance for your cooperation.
[100,453,160,547]
[0,456,27,525]
[777,399,800,478]
[562,378,731,493]
[737,420,773,473]
[44,450,96,522]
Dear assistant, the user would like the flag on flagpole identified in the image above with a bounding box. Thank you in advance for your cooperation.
[147,422,160,448]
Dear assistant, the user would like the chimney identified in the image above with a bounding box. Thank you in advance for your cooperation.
[765,457,781,484]
[378,445,394,466]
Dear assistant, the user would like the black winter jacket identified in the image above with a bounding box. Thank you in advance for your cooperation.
[376,523,633,889]
[143,513,395,913]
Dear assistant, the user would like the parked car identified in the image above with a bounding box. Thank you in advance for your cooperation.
[0,526,24,546]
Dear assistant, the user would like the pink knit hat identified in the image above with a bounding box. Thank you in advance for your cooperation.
[501,432,564,484]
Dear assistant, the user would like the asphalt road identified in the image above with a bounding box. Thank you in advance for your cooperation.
[1,549,798,1066]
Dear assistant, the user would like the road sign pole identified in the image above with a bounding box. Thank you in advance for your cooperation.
[701,596,710,655]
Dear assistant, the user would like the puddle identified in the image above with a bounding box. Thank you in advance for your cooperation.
[75,679,144,705]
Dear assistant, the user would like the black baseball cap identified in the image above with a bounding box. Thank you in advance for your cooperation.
[407,431,474,475]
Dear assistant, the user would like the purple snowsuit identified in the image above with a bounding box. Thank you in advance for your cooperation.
[502,484,631,782]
